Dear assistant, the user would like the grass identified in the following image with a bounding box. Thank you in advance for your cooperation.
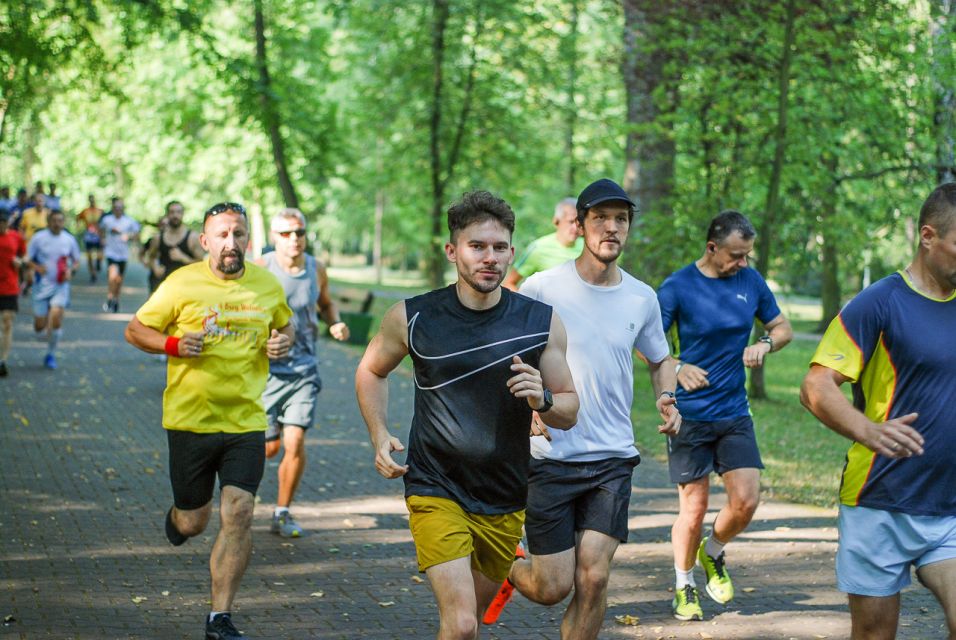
[631,336,852,508]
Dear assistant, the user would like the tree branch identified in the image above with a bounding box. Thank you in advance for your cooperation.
[441,2,483,192]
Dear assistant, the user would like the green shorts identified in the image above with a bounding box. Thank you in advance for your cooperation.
[406,495,524,583]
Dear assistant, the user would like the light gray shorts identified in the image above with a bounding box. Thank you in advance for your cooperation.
[263,371,321,441]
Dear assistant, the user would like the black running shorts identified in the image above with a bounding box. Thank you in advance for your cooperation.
[666,415,764,484]
[106,258,127,276]
[166,430,265,510]
[524,455,640,556]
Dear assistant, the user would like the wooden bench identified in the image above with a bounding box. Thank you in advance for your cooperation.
[328,285,375,344]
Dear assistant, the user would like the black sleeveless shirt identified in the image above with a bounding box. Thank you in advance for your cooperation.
[403,285,552,514]
[157,230,194,283]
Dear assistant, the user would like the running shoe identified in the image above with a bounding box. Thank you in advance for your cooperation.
[697,537,734,603]
[205,613,243,639]
[672,584,704,621]
[43,354,57,370]
[0,362,7,377]
[102,301,111,312]
[271,511,304,538]
[482,544,527,624]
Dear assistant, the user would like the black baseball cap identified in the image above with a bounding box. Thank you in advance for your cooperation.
[576,178,636,213]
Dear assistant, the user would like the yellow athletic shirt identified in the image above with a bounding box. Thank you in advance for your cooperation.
[136,260,293,434]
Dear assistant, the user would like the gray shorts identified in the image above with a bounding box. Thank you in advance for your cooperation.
[263,371,321,441]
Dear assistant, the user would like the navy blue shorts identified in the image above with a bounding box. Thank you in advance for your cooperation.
[166,430,265,510]
[525,455,640,555]
[666,415,763,484]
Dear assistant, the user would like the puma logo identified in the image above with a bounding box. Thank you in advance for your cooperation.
[736,293,748,302]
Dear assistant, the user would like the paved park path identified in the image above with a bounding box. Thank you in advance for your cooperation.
[1,262,946,639]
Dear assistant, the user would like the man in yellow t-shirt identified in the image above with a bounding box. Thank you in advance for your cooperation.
[125,202,293,640]
[18,193,50,295]
[76,194,104,282]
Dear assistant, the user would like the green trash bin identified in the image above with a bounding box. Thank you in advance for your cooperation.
[340,311,373,345]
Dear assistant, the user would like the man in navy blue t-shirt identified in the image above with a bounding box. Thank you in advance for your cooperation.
[657,210,793,621]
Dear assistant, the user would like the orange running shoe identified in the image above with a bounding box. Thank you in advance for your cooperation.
[482,544,526,624]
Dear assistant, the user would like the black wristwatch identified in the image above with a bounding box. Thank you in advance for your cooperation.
[758,335,774,352]
[538,388,554,413]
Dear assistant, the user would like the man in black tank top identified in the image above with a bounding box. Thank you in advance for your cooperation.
[356,190,579,638]
[143,201,203,292]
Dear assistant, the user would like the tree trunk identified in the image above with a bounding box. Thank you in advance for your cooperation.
[750,0,797,400]
[374,190,385,285]
[933,0,956,184]
[817,156,842,332]
[564,0,579,193]
[427,0,451,289]
[254,0,299,208]
[621,1,676,281]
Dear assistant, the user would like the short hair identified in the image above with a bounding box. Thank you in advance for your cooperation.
[553,197,577,223]
[447,190,515,241]
[707,210,756,244]
[270,207,306,230]
[918,182,956,237]
[165,200,183,213]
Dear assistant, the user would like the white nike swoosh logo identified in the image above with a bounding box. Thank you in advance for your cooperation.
[407,312,549,390]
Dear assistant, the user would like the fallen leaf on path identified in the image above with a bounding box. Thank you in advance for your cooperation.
[311,591,324,598]
[378,601,395,607]
[699,633,713,639]
[742,587,756,592]
[131,596,147,604]
[410,575,424,583]
[614,614,640,626]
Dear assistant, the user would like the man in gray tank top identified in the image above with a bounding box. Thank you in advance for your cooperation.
[259,208,349,537]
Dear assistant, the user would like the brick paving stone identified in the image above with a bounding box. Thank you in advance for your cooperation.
[0,262,947,639]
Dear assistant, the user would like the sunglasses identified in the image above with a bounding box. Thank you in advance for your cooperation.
[276,228,306,238]
[204,202,247,221]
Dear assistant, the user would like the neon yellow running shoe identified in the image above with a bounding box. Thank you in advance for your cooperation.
[697,537,734,604]
[672,584,704,621]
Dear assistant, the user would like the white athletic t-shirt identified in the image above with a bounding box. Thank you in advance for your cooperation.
[100,213,140,261]
[520,260,670,462]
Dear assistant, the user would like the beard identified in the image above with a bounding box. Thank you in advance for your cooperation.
[459,267,504,294]
[218,249,245,274]
[168,218,182,229]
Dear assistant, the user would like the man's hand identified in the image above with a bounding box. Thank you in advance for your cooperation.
[656,394,682,436]
[743,341,772,369]
[329,321,350,342]
[677,363,709,391]
[167,246,190,263]
[859,412,924,459]
[151,263,166,278]
[507,355,545,411]
[374,436,409,478]
[266,328,291,360]
[177,331,205,358]
[530,411,551,440]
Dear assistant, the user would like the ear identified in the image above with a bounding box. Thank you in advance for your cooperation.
[919,224,937,249]
[444,241,457,264]
[199,232,209,251]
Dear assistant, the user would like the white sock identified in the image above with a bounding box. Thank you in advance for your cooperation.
[705,533,726,558]
[48,328,62,353]
[208,611,229,622]
[675,565,695,588]
[274,506,289,516]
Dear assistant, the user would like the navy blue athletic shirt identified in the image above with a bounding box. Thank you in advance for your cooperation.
[403,285,552,515]
[658,264,780,421]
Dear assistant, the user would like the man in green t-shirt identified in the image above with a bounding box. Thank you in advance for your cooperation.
[503,197,582,290]
[125,202,293,640]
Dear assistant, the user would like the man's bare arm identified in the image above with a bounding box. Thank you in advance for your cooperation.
[512,310,578,429]
[647,356,681,435]
[801,364,923,459]
[355,302,411,478]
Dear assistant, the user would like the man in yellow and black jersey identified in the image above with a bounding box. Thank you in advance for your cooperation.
[802,183,956,640]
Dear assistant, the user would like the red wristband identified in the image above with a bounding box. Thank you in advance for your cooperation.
[164,336,181,357]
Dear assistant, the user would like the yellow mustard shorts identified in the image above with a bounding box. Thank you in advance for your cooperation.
[406,495,525,583]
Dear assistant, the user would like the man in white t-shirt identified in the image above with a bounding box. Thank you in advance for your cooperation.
[98,197,140,313]
[483,178,681,639]
[28,210,80,369]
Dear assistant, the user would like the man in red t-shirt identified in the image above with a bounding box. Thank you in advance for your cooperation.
[0,210,26,376]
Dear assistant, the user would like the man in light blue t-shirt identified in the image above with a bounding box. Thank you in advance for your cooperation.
[657,210,792,621]
[28,210,80,370]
